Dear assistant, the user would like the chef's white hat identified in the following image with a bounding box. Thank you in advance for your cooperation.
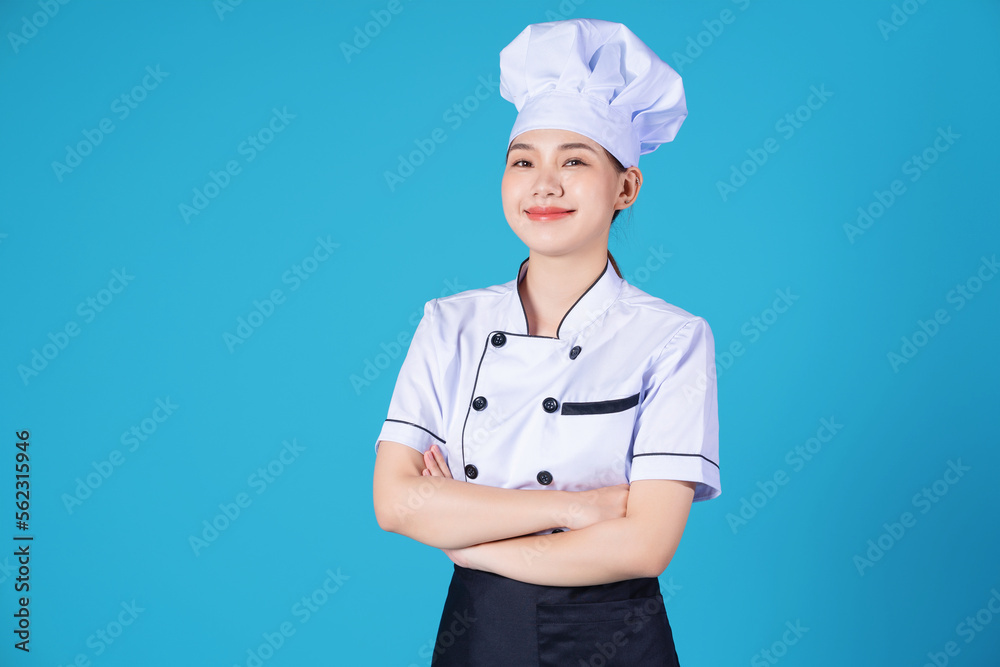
[499,18,687,168]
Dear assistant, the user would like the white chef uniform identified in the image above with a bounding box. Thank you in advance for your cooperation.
[374,255,720,510]
[380,18,708,665]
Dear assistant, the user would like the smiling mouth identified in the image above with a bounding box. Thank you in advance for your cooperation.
[525,208,574,220]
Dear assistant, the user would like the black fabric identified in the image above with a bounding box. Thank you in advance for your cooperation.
[561,392,641,416]
[431,564,681,666]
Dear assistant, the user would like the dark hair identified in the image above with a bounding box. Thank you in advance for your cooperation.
[604,148,628,278]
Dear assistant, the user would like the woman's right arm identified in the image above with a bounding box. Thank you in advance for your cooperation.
[373,440,628,549]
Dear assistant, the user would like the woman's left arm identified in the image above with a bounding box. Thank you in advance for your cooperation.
[444,479,696,587]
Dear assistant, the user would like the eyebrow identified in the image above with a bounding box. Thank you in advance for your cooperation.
[508,142,598,153]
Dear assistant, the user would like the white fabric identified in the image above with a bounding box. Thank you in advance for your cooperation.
[499,18,688,167]
[375,257,721,511]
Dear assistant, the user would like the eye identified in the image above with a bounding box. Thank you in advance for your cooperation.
[565,158,587,166]
[510,158,532,167]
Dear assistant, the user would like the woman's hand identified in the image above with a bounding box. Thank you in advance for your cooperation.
[565,483,630,531]
[422,443,629,533]
[420,444,628,568]
[442,545,473,568]
[422,444,453,479]
[422,445,475,566]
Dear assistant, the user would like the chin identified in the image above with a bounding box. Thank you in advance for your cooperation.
[524,242,587,259]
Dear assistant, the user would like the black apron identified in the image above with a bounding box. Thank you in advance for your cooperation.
[431,564,681,666]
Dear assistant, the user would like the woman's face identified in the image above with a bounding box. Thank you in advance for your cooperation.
[501,128,634,260]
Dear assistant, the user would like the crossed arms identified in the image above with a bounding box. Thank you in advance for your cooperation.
[372,441,695,587]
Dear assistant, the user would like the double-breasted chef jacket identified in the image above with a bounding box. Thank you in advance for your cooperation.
[375,256,720,529]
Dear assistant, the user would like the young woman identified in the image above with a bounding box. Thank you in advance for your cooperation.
[372,18,720,666]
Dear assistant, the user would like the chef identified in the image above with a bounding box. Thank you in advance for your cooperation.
[373,17,720,666]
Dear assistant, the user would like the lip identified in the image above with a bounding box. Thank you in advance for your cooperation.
[525,207,574,221]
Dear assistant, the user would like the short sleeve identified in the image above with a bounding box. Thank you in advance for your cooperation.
[374,299,447,456]
[629,317,721,501]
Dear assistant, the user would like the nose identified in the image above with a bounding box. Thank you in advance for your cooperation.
[532,163,562,197]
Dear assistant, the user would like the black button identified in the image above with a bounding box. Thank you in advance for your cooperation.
[491,332,506,347]
[542,397,559,413]
[465,464,478,479]
[552,528,565,533]
[537,470,553,485]
[569,346,581,359]
[472,396,487,411]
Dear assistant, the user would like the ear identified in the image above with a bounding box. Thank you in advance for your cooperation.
[616,166,643,210]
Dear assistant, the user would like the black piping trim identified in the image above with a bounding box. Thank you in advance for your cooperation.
[632,452,720,470]
[513,256,609,340]
[384,418,445,444]
[561,392,640,415]
[557,261,608,339]
[515,257,537,337]
[458,335,493,480]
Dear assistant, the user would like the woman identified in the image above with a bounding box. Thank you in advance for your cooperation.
[372,18,720,666]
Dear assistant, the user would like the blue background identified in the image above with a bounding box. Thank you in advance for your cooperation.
[2,1,999,665]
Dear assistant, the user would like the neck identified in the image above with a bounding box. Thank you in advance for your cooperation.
[518,248,609,337]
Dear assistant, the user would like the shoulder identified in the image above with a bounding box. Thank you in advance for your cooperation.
[416,278,514,326]
[615,282,713,341]
[435,280,511,307]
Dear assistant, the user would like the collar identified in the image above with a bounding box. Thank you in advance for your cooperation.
[502,255,625,339]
